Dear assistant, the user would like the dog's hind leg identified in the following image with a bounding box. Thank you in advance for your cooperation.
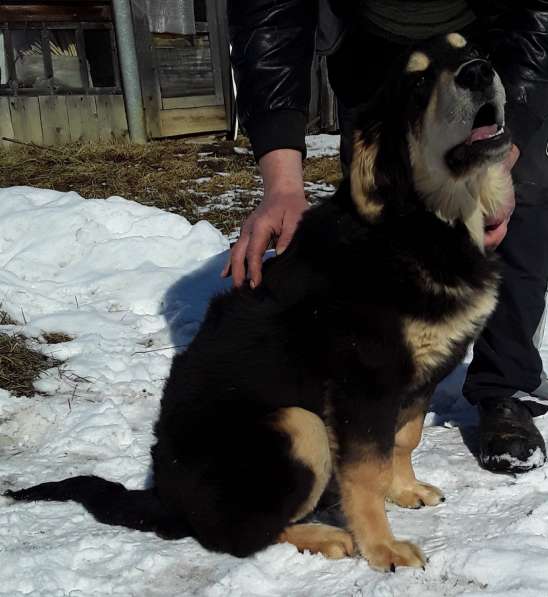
[274,407,333,522]
[171,405,341,558]
[278,523,354,559]
[274,407,354,559]
[387,399,445,509]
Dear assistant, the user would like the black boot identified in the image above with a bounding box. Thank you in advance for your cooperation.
[478,398,547,473]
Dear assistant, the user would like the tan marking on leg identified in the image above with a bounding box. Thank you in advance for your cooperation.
[406,51,430,73]
[274,407,332,522]
[278,523,354,559]
[388,402,445,508]
[339,451,425,571]
[446,33,467,48]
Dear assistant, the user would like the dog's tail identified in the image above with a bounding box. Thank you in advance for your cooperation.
[4,476,191,539]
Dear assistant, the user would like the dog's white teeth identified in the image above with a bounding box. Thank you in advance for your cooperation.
[488,126,504,139]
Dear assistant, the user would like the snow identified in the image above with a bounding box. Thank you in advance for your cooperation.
[305,134,340,158]
[0,185,547,597]
[234,146,252,156]
[485,446,547,470]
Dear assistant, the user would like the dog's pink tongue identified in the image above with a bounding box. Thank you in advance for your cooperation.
[466,124,498,144]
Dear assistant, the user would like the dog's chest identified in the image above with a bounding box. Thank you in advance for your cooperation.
[403,284,498,385]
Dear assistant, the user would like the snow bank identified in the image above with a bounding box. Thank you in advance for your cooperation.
[305,134,340,158]
[0,186,547,597]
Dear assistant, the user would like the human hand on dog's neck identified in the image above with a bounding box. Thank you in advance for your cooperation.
[483,144,519,250]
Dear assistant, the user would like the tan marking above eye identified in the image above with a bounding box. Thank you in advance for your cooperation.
[446,33,467,48]
[406,52,430,73]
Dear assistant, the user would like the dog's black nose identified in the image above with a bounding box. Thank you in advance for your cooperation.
[455,59,494,91]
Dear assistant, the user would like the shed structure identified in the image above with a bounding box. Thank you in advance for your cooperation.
[0,1,335,149]
[0,0,233,147]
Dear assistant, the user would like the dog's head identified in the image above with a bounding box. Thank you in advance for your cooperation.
[351,33,512,247]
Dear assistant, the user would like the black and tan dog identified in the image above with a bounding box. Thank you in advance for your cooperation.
[6,34,513,571]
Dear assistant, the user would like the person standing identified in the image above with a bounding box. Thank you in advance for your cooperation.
[225,1,548,473]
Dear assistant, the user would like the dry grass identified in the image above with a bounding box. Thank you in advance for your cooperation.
[0,136,340,237]
[42,331,73,344]
[0,311,66,396]
[0,311,17,326]
[304,156,341,186]
[0,137,258,235]
[0,332,62,396]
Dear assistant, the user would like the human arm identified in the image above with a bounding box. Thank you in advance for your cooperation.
[225,0,318,286]
[222,149,309,287]
[227,0,318,162]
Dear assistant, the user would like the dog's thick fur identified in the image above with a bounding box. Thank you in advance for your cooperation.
[6,35,513,571]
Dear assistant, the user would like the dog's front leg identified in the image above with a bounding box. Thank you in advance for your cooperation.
[338,446,425,571]
[331,388,426,571]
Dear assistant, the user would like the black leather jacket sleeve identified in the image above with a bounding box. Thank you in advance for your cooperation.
[227,0,318,161]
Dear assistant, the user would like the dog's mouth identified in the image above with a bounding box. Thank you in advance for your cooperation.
[464,103,505,145]
[445,98,511,174]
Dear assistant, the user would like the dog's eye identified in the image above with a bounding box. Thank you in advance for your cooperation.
[414,76,426,88]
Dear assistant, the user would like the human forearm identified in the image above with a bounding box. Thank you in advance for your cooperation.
[227,0,318,161]
[260,149,305,198]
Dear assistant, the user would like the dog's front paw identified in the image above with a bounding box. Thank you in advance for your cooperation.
[387,480,445,509]
[364,540,426,572]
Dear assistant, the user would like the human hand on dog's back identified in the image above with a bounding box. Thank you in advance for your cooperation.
[484,143,520,250]
[222,149,309,288]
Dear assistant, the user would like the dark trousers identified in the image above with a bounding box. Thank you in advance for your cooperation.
[329,29,548,412]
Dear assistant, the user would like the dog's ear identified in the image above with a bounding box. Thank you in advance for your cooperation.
[350,76,414,221]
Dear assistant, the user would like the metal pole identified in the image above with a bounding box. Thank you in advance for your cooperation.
[112,0,147,143]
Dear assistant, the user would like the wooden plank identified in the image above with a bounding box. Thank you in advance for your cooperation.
[0,4,111,22]
[108,95,129,141]
[95,94,115,142]
[93,94,128,142]
[159,105,227,138]
[130,0,162,139]
[215,0,235,132]
[162,95,221,110]
[0,97,15,150]
[39,95,70,146]
[9,97,44,145]
[66,95,99,142]
[209,0,233,130]
[154,42,217,99]
[206,0,228,125]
